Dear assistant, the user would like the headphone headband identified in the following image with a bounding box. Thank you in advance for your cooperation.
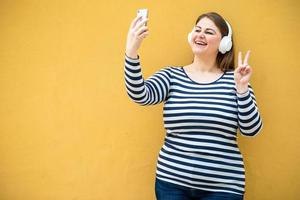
[225,21,232,38]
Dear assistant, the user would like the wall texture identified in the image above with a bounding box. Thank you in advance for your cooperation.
[0,0,299,199]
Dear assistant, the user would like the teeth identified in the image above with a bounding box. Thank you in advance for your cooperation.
[195,41,207,45]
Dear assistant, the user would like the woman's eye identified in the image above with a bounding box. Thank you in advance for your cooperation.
[195,30,200,32]
[206,32,213,35]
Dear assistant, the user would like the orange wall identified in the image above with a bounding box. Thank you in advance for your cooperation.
[0,0,299,199]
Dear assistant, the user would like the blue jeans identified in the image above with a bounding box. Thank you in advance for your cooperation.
[155,178,244,200]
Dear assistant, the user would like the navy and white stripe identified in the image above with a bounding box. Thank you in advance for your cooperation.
[124,55,263,195]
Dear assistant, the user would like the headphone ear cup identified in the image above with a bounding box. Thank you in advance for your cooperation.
[187,32,192,44]
[219,36,232,54]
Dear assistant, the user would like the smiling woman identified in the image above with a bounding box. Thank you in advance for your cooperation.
[124,11,263,200]
[187,12,235,73]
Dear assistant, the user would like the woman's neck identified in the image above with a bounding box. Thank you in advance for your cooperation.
[190,54,220,73]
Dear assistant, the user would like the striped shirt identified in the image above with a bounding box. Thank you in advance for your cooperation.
[124,55,263,195]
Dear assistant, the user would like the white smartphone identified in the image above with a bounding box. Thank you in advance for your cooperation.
[137,9,148,26]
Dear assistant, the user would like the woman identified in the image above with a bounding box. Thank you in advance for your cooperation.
[124,12,263,200]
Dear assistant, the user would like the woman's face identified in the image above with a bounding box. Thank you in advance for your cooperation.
[189,17,222,56]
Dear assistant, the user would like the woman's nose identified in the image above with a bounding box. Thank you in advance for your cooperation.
[196,31,205,38]
[201,31,207,37]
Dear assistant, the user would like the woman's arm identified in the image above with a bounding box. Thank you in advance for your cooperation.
[235,51,263,136]
[237,84,263,136]
[124,15,172,105]
[124,55,172,106]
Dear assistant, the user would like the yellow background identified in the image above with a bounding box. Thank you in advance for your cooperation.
[0,0,299,199]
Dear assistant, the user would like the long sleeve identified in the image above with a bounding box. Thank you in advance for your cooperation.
[237,84,263,136]
[124,55,172,106]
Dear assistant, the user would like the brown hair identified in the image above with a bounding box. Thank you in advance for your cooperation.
[195,12,235,72]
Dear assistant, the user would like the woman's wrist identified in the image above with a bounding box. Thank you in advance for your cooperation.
[125,50,138,59]
[236,85,249,94]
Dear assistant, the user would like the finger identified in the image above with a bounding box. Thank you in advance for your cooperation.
[139,31,149,39]
[135,26,149,37]
[243,50,251,66]
[133,18,148,31]
[238,51,242,67]
[245,65,252,74]
[134,18,148,31]
[130,15,143,29]
[237,65,246,73]
[240,68,247,76]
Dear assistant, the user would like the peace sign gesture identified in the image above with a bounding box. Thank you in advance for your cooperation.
[234,50,253,94]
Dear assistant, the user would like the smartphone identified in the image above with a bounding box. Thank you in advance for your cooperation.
[137,9,148,26]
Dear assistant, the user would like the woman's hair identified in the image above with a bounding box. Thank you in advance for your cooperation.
[195,12,235,72]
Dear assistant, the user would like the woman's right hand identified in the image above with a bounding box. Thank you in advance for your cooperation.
[125,15,149,59]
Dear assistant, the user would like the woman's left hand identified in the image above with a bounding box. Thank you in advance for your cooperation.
[234,50,253,94]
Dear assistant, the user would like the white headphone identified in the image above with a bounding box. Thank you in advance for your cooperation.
[188,20,232,54]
